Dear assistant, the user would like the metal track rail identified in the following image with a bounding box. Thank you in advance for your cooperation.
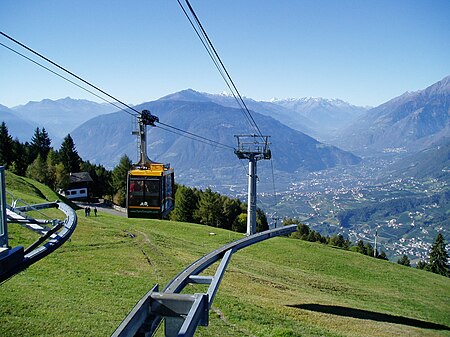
[112,224,297,337]
[0,200,77,283]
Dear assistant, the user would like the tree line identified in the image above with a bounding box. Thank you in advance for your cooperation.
[0,122,118,196]
[0,122,268,234]
[285,218,389,260]
[169,185,268,233]
[397,233,449,278]
[287,217,449,277]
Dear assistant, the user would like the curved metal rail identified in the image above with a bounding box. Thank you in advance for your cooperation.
[112,224,297,337]
[0,198,77,283]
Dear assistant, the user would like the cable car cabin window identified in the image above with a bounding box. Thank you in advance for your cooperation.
[128,177,160,208]
[127,169,174,219]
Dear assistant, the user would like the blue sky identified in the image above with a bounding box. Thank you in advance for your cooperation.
[1,0,449,107]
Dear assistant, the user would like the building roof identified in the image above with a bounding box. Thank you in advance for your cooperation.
[69,172,93,183]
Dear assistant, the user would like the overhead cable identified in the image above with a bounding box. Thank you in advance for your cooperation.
[0,31,236,151]
[177,0,264,138]
[0,42,139,118]
[0,31,140,118]
[157,122,234,150]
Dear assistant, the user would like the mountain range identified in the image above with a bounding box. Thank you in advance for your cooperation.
[10,97,115,142]
[270,96,368,139]
[334,75,450,154]
[0,104,37,141]
[69,98,361,178]
[1,75,449,186]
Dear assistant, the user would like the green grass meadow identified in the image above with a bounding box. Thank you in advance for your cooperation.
[1,172,449,337]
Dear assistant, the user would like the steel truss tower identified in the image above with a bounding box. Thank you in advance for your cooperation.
[234,135,271,236]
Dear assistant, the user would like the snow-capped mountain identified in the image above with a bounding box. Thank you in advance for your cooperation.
[270,97,368,138]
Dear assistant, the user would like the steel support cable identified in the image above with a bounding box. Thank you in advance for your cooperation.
[177,2,279,215]
[176,0,255,132]
[156,122,234,150]
[0,42,139,119]
[1,32,237,152]
[182,0,262,137]
[177,0,264,138]
[0,31,140,118]
[181,0,260,137]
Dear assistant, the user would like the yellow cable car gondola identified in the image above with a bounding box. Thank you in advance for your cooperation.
[126,110,174,219]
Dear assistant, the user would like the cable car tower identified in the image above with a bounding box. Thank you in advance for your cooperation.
[234,135,271,236]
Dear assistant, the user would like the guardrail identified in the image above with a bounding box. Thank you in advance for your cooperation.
[1,197,77,283]
[112,224,298,337]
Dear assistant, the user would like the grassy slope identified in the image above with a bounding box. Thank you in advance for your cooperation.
[1,172,449,337]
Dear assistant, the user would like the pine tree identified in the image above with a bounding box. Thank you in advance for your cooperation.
[378,251,388,260]
[416,260,428,270]
[194,188,222,226]
[365,243,374,257]
[11,138,29,175]
[111,155,132,206]
[30,127,52,161]
[170,185,198,223]
[397,254,411,266]
[59,134,81,173]
[0,122,14,167]
[429,233,449,277]
[256,208,269,232]
[357,240,367,255]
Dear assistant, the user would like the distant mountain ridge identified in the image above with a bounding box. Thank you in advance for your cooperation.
[270,97,368,138]
[159,89,368,139]
[0,104,37,142]
[70,97,361,188]
[334,75,450,153]
[11,97,115,141]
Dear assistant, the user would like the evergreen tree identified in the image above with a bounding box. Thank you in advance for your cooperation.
[365,243,374,257]
[221,197,241,231]
[0,122,14,167]
[170,185,198,223]
[397,254,411,266]
[194,187,222,226]
[256,208,269,232]
[54,162,70,190]
[357,240,367,255]
[59,134,81,173]
[11,138,29,176]
[416,260,428,270]
[377,251,389,261]
[111,155,132,206]
[30,127,51,161]
[296,223,310,239]
[329,234,350,249]
[429,233,449,277]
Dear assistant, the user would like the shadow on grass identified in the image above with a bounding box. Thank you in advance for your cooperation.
[288,304,450,331]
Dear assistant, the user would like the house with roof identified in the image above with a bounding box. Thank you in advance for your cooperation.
[62,172,93,200]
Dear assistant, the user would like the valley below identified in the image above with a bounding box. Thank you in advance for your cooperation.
[189,154,449,263]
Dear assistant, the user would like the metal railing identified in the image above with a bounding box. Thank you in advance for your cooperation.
[112,224,297,337]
